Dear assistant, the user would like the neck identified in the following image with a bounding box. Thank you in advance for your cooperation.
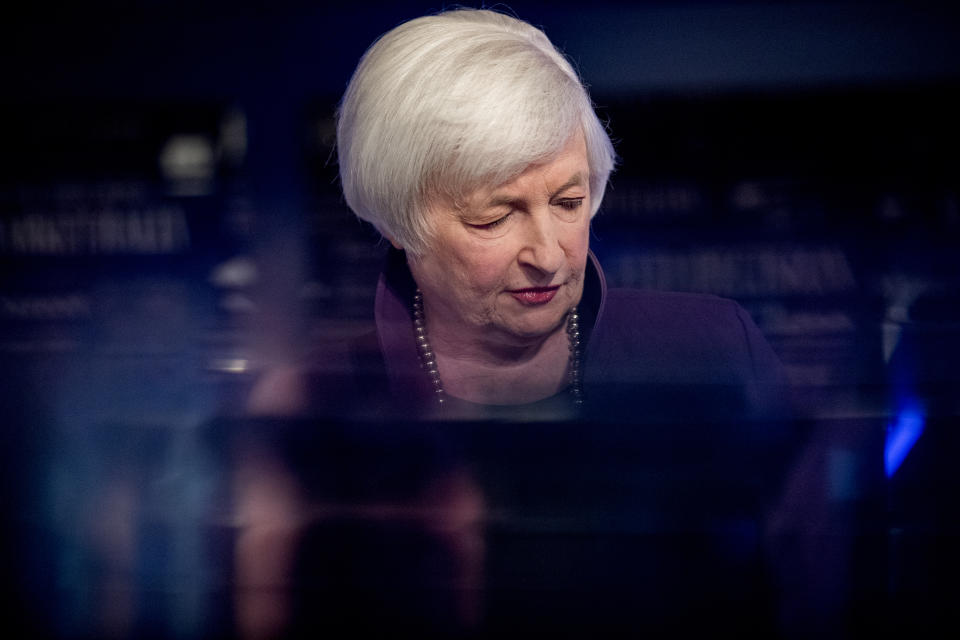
[436,327,571,405]
[429,321,560,368]
[414,293,576,406]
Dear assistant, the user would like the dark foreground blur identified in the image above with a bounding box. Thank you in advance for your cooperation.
[4,412,958,638]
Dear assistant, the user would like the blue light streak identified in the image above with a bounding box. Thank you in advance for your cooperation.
[884,403,926,478]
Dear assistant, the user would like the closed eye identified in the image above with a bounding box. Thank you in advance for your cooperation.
[469,212,512,230]
[556,198,584,211]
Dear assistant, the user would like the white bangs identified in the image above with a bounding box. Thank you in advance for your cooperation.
[425,48,585,203]
[337,9,616,256]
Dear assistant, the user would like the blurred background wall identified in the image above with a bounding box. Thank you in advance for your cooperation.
[2,1,958,637]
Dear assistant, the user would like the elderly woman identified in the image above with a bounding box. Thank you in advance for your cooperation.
[232,9,802,637]
[252,8,787,422]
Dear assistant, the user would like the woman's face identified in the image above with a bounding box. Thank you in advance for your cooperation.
[406,132,592,350]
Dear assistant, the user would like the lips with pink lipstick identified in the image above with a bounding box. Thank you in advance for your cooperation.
[508,285,560,305]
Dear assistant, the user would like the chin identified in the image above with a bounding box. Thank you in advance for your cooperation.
[503,308,569,341]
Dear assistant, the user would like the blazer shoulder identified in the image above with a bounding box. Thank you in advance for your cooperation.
[588,287,791,420]
[591,287,775,383]
[599,287,746,346]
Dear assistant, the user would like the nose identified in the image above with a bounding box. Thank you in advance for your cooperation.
[517,211,565,277]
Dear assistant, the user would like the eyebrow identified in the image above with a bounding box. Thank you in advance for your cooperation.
[552,172,588,196]
[485,172,588,208]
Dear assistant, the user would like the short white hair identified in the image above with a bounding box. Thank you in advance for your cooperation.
[336,8,616,256]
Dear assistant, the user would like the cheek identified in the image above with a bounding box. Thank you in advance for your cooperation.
[455,244,515,293]
[564,221,591,264]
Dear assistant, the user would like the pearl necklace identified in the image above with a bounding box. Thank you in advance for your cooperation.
[412,289,584,407]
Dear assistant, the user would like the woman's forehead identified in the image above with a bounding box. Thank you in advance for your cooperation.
[425,129,589,213]
[475,133,590,203]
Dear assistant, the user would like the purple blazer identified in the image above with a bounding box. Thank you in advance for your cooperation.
[298,248,790,424]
